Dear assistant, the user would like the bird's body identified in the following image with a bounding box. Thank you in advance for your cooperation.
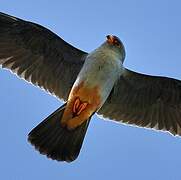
[1,12,181,162]
[62,44,123,129]
[78,45,123,103]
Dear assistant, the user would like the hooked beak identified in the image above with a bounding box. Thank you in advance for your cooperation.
[106,35,114,45]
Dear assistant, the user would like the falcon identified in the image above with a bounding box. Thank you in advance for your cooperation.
[0,12,181,162]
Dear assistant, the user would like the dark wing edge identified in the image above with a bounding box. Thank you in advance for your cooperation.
[0,12,88,100]
[98,68,181,136]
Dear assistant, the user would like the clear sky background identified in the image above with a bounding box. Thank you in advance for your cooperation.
[1,0,181,179]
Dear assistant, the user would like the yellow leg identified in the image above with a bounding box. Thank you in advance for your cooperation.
[73,98,81,114]
[77,102,88,115]
[61,97,89,129]
[72,97,88,116]
[66,104,93,130]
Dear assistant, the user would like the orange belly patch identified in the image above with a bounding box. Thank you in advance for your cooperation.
[61,81,102,130]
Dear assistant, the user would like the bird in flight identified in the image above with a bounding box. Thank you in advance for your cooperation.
[0,12,181,162]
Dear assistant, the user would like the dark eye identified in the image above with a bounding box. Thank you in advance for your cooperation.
[113,39,120,47]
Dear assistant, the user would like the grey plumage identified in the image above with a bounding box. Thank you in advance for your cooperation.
[99,68,181,135]
[1,12,181,162]
[0,12,87,100]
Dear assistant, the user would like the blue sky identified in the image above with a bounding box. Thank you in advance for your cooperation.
[1,0,181,179]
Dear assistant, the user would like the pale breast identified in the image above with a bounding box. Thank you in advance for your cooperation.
[72,49,122,106]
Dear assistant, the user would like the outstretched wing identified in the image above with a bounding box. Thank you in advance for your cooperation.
[0,12,87,100]
[98,68,181,136]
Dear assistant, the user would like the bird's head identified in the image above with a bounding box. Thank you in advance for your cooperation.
[105,35,126,62]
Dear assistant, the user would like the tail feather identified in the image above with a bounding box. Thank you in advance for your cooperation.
[28,103,90,162]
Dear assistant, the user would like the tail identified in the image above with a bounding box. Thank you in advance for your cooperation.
[28,103,90,162]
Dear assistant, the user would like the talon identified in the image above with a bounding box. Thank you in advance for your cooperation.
[77,102,88,115]
[72,97,88,116]
[73,98,80,113]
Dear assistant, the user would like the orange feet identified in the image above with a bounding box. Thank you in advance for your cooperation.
[61,97,91,130]
[73,97,88,116]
